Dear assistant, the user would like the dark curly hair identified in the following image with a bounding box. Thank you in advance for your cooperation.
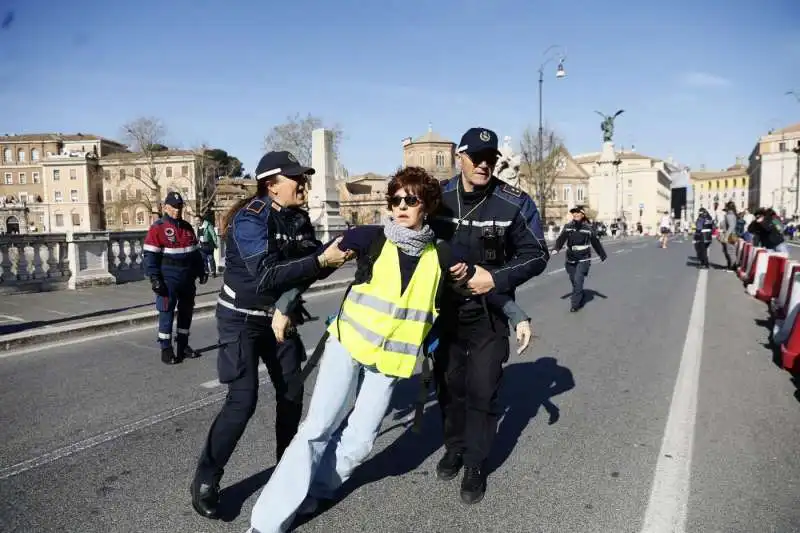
[385,166,441,214]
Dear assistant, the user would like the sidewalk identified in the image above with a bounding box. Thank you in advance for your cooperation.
[0,264,355,350]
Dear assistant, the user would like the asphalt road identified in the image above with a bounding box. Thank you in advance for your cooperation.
[1,235,798,533]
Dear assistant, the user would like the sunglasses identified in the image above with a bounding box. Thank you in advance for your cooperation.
[388,195,421,208]
[467,151,499,166]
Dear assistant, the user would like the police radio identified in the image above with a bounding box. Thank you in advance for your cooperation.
[481,219,505,264]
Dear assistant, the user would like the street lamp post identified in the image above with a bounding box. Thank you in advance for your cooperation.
[537,45,567,193]
[794,141,800,219]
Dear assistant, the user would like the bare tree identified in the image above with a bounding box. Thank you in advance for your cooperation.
[263,113,343,166]
[186,144,221,217]
[121,117,169,216]
[518,126,565,223]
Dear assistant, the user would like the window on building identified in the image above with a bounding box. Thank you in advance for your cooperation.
[17,149,25,162]
[18,172,25,184]
[135,211,146,225]
[105,190,112,201]
[106,214,115,225]
[70,168,77,180]
[103,169,110,180]
[31,149,39,161]
[627,179,632,187]
[53,169,60,181]
[135,189,142,200]
[32,172,40,184]
[181,165,189,177]
[563,185,571,202]
[418,154,425,167]
[577,186,585,202]
[54,191,63,203]
[780,142,786,152]
[732,179,737,188]
[166,166,173,178]
[71,213,80,226]
[120,190,127,201]
[135,167,142,179]
[373,210,381,223]
[4,173,11,184]
[122,212,130,225]
[70,190,78,202]
[19,192,28,203]
[350,212,359,225]
[435,152,445,167]
[3,148,10,162]
[627,194,633,208]
[55,214,64,227]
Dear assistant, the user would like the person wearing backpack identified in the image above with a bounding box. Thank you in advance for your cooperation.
[248,166,532,533]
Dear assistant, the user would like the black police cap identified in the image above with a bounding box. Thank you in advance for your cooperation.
[456,127,501,156]
[255,151,315,181]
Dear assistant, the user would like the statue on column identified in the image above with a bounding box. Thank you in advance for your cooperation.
[595,109,625,143]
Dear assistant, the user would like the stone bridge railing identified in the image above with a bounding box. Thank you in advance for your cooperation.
[0,230,223,294]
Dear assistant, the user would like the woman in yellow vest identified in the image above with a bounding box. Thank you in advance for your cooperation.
[248,166,531,533]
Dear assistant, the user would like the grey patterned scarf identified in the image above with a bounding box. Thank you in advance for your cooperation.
[383,217,435,257]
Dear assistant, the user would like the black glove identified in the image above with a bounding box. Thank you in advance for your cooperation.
[199,273,209,285]
[150,277,168,295]
[601,256,608,262]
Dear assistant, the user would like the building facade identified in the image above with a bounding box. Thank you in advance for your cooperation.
[747,123,800,218]
[337,173,388,226]
[0,133,127,233]
[691,160,749,220]
[401,126,456,181]
[575,150,674,230]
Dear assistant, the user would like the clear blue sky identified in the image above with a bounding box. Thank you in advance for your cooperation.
[1,0,798,176]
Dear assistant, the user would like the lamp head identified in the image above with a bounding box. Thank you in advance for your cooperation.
[556,60,566,79]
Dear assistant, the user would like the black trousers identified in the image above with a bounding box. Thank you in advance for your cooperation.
[434,308,510,467]
[565,261,590,309]
[694,241,711,267]
[195,306,305,483]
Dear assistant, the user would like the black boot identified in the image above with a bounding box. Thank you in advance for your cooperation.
[436,449,464,481]
[161,345,181,365]
[460,465,486,505]
[190,476,220,519]
[178,344,200,359]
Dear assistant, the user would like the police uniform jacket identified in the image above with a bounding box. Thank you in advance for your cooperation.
[143,215,205,285]
[693,215,714,244]
[218,196,324,313]
[430,175,549,308]
[554,220,608,263]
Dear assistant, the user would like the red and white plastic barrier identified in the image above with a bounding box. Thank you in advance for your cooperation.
[737,242,754,278]
[745,251,772,296]
[739,246,766,284]
[756,253,789,302]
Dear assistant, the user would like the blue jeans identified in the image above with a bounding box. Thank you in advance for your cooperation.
[249,336,398,533]
[775,243,789,254]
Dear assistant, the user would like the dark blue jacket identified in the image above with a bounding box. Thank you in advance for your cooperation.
[430,176,549,309]
[693,215,714,244]
[219,197,323,311]
[143,215,204,286]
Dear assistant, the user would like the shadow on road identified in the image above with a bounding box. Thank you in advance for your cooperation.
[294,357,575,529]
[216,467,275,522]
[559,289,609,307]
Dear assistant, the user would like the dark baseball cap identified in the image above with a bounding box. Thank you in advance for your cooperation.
[456,127,501,156]
[255,151,315,181]
[164,191,185,207]
[569,206,586,215]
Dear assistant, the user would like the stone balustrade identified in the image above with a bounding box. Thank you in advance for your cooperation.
[0,229,224,294]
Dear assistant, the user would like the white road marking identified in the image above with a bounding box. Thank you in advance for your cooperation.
[640,268,707,533]
[45,309,72,316]
[0,315,24,324]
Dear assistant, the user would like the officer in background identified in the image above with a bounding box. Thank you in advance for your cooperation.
[190,150,352,520]
[143,191,207,365]
[430,127,549,505]
[693,207,714,269]
[551,206,607,312]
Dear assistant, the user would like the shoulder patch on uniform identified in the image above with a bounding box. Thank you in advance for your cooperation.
[246,199,266,214]
[499,183,522,197]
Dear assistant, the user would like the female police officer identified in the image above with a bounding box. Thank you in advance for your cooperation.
[190,150,352,519]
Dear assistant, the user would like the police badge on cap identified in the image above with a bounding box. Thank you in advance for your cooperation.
[164,191,184,207]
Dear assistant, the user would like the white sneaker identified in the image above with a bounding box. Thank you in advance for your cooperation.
[297,495,319,516]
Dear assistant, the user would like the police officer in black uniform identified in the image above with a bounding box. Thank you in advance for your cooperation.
[190,151,351,519]
[430,127,550,505]
[552,205,607,312]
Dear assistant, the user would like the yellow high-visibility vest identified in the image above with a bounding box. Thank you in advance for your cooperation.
[328,239,441,378]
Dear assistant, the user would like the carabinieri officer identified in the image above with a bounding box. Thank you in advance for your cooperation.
[143,191,207,364]
[429,127,550,505]
[552,205,607,312]
[190,150,352,520]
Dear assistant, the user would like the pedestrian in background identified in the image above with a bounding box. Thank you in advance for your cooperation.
[143,191,207,364]
[194,214,219,277]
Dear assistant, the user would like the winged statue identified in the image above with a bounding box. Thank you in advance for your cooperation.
[594,109,625,142]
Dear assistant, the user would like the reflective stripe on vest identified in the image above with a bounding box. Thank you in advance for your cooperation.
[328,240,441,378]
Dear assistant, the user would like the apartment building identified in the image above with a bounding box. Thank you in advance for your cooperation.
[691,159,749,219]
[747,122,800,218]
